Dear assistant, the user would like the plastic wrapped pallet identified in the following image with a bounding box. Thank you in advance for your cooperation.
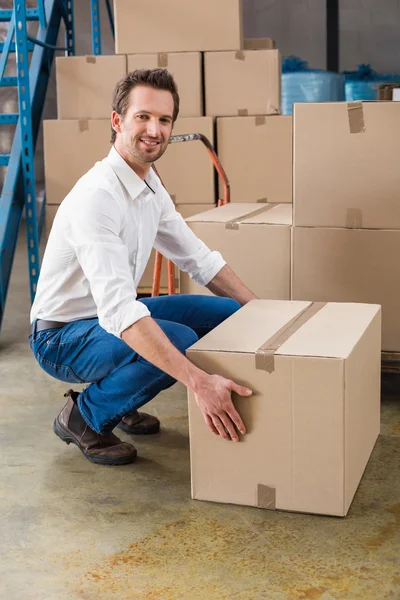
[281,56,344,116]
[344,64,400,102]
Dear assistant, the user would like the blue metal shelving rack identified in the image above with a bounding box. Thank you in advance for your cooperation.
[0,0,74,331]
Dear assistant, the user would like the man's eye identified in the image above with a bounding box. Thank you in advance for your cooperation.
[161,119,170,124]
[137,115,148,120]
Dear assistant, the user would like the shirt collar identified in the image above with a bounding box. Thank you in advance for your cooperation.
[107,146,156,199]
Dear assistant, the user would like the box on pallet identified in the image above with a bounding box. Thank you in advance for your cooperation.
[187,299,381,516]
[205,49,281,117]
[293,102,400,228]
[292,226,400,352]
[114,0,243,54]
[217,116,292,203]
[180,203,291,298]
[56,55,126,119]
[127,53,203,117]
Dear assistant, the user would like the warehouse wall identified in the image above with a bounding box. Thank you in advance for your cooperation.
[243,0,400,72]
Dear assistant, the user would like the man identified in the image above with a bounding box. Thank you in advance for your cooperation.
[30,69,256,466]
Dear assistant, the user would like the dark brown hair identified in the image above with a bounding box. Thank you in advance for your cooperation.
[110,68,180,143]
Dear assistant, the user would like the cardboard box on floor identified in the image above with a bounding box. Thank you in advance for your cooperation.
[138,204,215,290]
[187,299,381,517]
[156,117,216,205]
[180,203,291,298]
[217,116,292,203]
[293,102,400,228]
[114,0,243,54]
[205,50,281,117]
[56,55,126,119]
[292,226,400,351]
[127,53,203,117]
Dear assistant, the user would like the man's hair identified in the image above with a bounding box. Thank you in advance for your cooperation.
[110,68,180,143]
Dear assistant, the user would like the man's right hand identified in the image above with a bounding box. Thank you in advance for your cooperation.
[193,374,253,442]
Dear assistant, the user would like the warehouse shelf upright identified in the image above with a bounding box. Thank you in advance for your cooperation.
[0,0,74,334]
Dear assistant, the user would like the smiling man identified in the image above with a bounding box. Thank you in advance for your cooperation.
[30,69,257,466]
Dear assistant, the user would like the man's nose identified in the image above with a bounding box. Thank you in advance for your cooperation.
[146,118,161,137]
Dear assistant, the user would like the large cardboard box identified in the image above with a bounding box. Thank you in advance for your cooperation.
[56,55,126,119]
[44,120,111,205]
[187,299,381,516]
[157,117,215,204]
[217,116,292,203]
[180,203,291,298]
[127,53,203,117]
[292,226,400,351]
[293,102,400,228]
[139,204,215,290]
[114,0,243,54]
[205,50,280,117]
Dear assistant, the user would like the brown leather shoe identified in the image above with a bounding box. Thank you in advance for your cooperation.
[117,410,160,435]
[53,390,137,465]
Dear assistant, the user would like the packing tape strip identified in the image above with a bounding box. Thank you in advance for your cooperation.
[86,55,96,63]
[346,208,363,228]
[347,101,366,134]
[225,204,277,230]
[255,116,266,126]
[256,198,268,203]
[257,484,276,510]
[158,53,168,67]
[255,302,327,372]
[235,50,246,61]
[78,120,89,132]
[238,109,248,116]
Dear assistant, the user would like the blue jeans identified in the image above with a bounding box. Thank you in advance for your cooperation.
[30,295,240,433]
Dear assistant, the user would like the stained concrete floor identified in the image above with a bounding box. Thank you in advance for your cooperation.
[1,231,400,600]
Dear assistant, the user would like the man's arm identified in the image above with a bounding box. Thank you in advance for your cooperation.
[206,264,257,305]
[121,316,252,442]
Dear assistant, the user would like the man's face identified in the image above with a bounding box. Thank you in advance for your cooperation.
[113,85,174,164]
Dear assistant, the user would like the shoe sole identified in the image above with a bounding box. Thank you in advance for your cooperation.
[117,420,160,435]
[53,419,137,466]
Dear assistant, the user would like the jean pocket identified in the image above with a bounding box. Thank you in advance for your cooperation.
[38,356,86,384]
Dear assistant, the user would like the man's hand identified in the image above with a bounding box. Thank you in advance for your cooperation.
[193,374,252,442]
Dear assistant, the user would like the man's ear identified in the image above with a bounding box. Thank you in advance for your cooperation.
[111,111,122,135]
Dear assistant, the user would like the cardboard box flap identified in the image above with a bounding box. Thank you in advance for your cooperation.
[189,300,311,354]
[185,203,292,225]
[277,302,381,359]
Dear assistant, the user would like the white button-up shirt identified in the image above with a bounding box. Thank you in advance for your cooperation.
[30,147,225,337]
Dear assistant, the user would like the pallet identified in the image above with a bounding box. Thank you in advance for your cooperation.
[381,352,400,374]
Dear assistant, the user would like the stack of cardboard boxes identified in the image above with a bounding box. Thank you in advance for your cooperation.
[44,0,293,291]
[291,101,400,353]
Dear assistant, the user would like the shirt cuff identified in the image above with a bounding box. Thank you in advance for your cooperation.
[192,252,226,287]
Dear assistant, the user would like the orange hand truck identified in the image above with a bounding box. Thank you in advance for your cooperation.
[151,133,230,297]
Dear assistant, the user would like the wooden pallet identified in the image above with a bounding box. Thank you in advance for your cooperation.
[381,352,400,374]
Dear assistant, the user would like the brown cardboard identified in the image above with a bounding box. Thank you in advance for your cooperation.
[114,0,243,54]
[187,299,381,516]
[56,55,127,119]
[293,102,400,228]
[156,117,215,205]
[243,38,276,50]
[180,203,291,298]
[44,205,59,239]
[43,120,111,205]
[292,226,400,351]
[205,50,281,117]
[217,116,292,203]
[138,204,215,290]
[127,53,203,117]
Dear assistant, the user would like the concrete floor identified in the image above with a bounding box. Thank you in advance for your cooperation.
[1,232,400,600]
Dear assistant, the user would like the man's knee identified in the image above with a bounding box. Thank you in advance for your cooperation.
[167,322,199,354]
